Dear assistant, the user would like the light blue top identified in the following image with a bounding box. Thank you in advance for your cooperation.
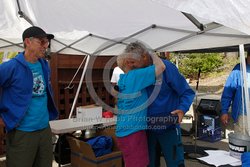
[116,65,156,137]
[17,61,49,131]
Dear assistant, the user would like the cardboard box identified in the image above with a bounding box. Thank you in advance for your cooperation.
[76,104,102,121]
[67,127,122,167]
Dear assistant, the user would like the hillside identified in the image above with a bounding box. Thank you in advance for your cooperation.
[188,53,239,95]
[189,73,229,95]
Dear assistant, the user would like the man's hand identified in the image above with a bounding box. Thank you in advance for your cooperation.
[171,110,185,123]
[221,113,229,126]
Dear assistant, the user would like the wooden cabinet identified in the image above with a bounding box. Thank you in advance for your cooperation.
[50,54,116,119]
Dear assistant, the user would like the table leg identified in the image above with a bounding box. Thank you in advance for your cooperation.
[58,134,61,167]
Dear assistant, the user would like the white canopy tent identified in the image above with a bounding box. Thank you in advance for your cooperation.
[2,2,250,163]
[2,0,250,121]
[1,0,250,55]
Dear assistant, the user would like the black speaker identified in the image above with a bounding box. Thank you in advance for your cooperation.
[197,99,221,116]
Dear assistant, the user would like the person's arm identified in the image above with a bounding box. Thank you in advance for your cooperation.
[171,86,195,123]
[0,61,14,87]
[0,61,15,115]
[167,63,195,112]
[221,67,238,115]
[164,62,195,123]
[151,53,165,76]
[221,114,229,125]
[220,65,239,125]
[171,109,185,124]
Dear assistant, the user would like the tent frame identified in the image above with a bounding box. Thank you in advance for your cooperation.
[1,0,249,55]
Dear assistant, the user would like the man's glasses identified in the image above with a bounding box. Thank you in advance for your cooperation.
[30,37,50,47]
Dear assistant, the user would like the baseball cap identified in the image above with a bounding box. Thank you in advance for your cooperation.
[22,26,54,41]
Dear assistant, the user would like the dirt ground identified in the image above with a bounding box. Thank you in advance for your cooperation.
[189,53,239,95]
[189,73,229,95]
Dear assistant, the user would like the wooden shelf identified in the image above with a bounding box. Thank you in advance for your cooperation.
[50,53,116,119]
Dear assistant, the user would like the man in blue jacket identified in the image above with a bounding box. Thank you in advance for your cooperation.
[0,26,58,167]
[146,56,195,167]
[221,49,250,134]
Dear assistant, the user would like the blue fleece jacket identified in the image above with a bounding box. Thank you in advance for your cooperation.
[0,52,58,132]
[221,63,249,122]
[146,59,195,132]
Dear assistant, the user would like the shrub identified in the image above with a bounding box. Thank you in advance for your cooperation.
[171,53,224,78]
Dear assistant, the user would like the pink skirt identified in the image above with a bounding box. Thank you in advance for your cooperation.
[117,130,149,167]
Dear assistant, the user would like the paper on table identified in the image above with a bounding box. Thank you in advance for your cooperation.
[198,150,241,167]
[230,161,242,166]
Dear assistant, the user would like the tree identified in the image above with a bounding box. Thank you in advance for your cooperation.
[171,53,223,79]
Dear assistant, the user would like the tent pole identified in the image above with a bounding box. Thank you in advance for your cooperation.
[92,25,155,55]
[16,0,34,25]
[182,12,204,31]
[155,23,222,51]
[64,56,87,90]
[239,44,250,134]
[0,38,24,50]
[187,68,202,159]
[55,34,91,54]
[68,55,90,119]
[52,39,90,55]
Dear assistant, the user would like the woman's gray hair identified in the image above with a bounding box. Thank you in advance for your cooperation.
[117,42,149,70]
[125,41,149,56]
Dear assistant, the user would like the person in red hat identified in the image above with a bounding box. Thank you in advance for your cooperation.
[0,26,58,167]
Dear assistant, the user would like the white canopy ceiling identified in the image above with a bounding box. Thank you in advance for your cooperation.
[1,0,250,55]
[154,0,250,35]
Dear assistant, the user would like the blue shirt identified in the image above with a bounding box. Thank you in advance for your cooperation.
[0,52,58,132]
[147,60,195,133]
[221,63,250,122]
[17,61,49,131]
[116,65,156,137]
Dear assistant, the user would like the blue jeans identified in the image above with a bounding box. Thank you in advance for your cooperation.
[147,127,185,167]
